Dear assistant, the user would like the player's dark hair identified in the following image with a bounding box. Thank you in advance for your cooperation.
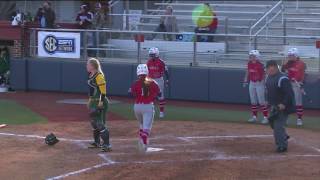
[266,60,278,68]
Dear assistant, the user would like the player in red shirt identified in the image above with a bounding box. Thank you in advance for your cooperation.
[281,48,306,126]
[146,47,169,118]
[129,64,160,152]
[243,50,268,124]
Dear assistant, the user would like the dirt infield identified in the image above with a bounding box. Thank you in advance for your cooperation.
[0,121,320,180]
[0,91,319,179]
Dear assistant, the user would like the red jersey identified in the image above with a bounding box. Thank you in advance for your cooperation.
[247,60,265,82]
[283,60,306,82]
[130,79,160,104]
[147,58,167,79]
[208,13,218,30]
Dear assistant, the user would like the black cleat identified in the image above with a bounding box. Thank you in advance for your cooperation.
[276,147,288,153]
[88,142,100,149]
[101,144,112,152]
[286,135,290,140]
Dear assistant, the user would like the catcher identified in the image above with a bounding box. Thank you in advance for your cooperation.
[86,58,111,152]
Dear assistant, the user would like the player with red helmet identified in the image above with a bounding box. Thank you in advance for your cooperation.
[281,48,306,126]
[146,47,169,118]
[243,50,269,124]
[129,64,160,152]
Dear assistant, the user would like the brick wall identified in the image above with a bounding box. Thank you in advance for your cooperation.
[10,40,22,58]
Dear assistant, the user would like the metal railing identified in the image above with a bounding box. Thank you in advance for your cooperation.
[27,28,320,72]
[249,0,284,50]
[154,2,273,8]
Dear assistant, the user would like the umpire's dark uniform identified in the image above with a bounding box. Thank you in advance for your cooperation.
[266,67,295,152]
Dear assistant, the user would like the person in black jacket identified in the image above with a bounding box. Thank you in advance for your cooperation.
[35,1,56,28]
[265,60,295,153]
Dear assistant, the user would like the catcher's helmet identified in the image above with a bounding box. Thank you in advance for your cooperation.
[45,133,59,146]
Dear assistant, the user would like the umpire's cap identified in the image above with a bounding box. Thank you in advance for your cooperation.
[266,60,278,68]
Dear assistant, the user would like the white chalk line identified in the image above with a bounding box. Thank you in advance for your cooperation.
[98,154,116,164]
[182,134,274,139]
[3,132,318,179]
[46,153,320,180]
[46,162,110,180]
[107,149,218,156]
[310,146,320,153]
[0,132,274,143]
[2,131,319,156]
[290,138,320,154]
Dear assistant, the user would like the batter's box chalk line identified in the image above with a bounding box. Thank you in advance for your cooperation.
[1,132,320,154]
[46,153,320,180]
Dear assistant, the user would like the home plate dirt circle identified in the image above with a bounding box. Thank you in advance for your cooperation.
[56,99,121,105]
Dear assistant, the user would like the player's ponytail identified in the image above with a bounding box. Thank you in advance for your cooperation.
[141,77,151,97]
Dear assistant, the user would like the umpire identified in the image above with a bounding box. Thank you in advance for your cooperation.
[265,60,295,153]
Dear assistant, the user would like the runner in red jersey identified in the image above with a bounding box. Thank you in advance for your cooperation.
[243,50,268,124]
[129,64,160,153]
[146,47,169,119]
[281,48,306,126]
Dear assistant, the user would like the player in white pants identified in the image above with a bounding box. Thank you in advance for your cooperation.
[281,48,306,126]
[147,47,169,118]
[129,64,160,152]
[244,50,269,124]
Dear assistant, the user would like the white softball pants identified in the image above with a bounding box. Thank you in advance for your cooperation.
[249,81,266,105]
[134,104,155,131]
[291,82,303,106]
[154,77,165,100]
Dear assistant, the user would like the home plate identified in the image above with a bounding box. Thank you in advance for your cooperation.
[146,147,164,153]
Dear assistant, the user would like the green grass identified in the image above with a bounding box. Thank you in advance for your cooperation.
[109,103,320,131]
[0,99,318,131]
[0,100,47,125]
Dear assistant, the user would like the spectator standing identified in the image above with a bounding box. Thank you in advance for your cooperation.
[92,2,108,29]
[92,2,109,56]
[152,6,178,41]
[35,1,56,28]
[76,4,93,29]
[76,4,94,55]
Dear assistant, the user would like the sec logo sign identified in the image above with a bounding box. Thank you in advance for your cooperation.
[43,35,58,54]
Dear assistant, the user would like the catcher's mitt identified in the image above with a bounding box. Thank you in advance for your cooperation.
[45,133,59,146]
[268,106,280,121]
